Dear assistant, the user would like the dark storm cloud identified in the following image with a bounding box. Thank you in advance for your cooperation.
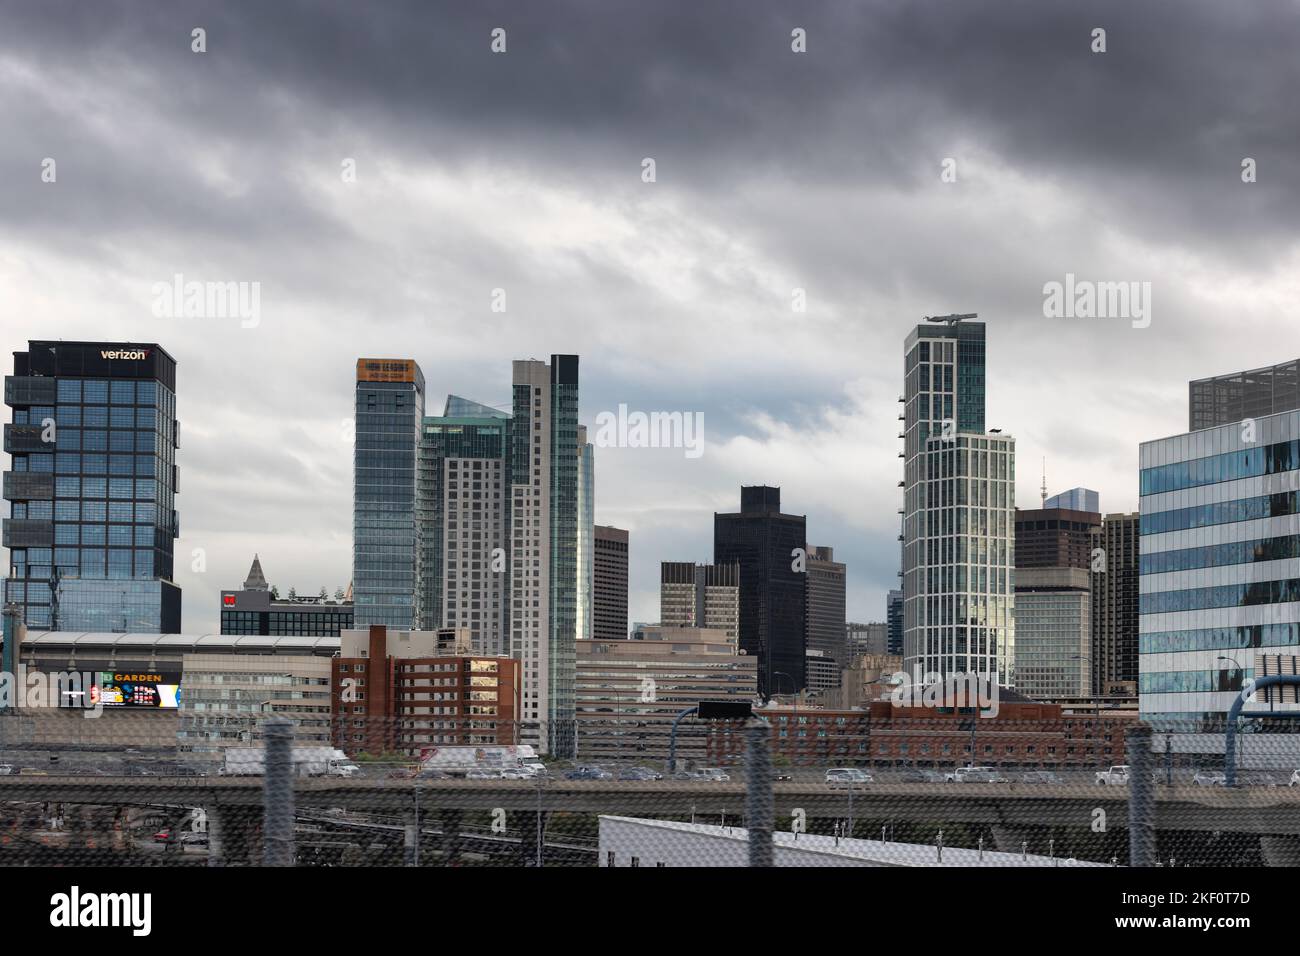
[2,0,1298,629]
[4,0,1299,250]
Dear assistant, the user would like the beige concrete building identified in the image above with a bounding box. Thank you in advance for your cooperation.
[1014,567,1092,699]
[576,626,756,765]
[832,653,904,710]
[659,562,739,647]
[176,653,333,751]
[11,629,339,751]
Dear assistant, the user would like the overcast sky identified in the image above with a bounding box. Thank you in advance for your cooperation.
[2,0,1299,633]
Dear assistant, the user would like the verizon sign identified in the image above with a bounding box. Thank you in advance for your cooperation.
[100,349,149,360]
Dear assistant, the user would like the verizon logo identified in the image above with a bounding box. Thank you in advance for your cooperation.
[100,349,148,360]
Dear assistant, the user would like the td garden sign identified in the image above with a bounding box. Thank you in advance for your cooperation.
[0,667,182,716]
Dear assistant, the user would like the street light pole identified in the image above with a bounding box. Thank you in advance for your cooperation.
[773,670,797,765]
[1217,655,1247,770]
[1069,653,1093,700]
[613,685,623,763]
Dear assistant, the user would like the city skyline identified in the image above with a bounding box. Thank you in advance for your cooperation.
[4,0,1299,637]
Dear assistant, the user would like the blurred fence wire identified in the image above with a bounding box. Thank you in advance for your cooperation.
[1,712,1299,866]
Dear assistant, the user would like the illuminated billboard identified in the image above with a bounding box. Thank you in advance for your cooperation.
[93,670,182,709]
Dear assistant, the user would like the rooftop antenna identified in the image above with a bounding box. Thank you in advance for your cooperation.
[923,312,978,327]
[1041,458,1047,507]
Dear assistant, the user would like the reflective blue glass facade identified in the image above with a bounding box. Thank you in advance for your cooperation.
[1139,408,1300,724]
[3,341,180,632]
[353,359,425,630]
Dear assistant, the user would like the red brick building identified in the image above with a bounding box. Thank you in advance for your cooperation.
[708,698,1135,769]
[331,625,519,757]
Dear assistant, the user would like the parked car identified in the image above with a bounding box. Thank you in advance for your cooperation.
[387,768,417,780]
[825,768,873,788]
[945,766,1007,784]
[465,768,501,780]
[416,768,449,780]
[1192,770,1227,787]
[772,770,793,782]
[616,766,662,781]
[0,765,14,775]
[1020,770,1063,785]
[152,828,171,844]
[1289,769,1300,788]
[1095,765,1130,786]
[695,768,731,782]
[900,769,944,783]
[179,832,209,850]
[565,766,613,781]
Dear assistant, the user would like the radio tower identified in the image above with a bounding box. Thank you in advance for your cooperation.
[1040,458,1047,506]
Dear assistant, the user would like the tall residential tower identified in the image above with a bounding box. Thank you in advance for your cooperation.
[901,318,1015,684]
[510,355,580,756]
[419,395,510,654]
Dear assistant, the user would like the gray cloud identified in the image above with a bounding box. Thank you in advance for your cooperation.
[2,0,1298,630]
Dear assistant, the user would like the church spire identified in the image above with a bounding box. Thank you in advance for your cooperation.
[243,554,269,591]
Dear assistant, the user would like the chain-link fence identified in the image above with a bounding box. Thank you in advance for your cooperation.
[2,711,1299,867]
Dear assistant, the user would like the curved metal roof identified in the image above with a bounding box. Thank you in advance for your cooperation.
[19,631,340,653]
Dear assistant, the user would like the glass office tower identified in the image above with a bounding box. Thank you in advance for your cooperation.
[1138,407,1300,726]
[353,359,425,630]
[3,341,180,632]
[575,425,594,641]
[714,485,807,698]
[510,355,579,757]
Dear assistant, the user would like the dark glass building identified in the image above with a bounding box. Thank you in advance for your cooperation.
[714,485,806,697]
[1091,513,1140,696]
[1014,507,1101,570]
[1189,358,1300,432]
[886,588,904,656]
[3,341,180,632]
[593,524,628,641]
[353,359,425,630]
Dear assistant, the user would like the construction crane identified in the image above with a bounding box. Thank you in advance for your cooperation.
[923,312,978,326]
